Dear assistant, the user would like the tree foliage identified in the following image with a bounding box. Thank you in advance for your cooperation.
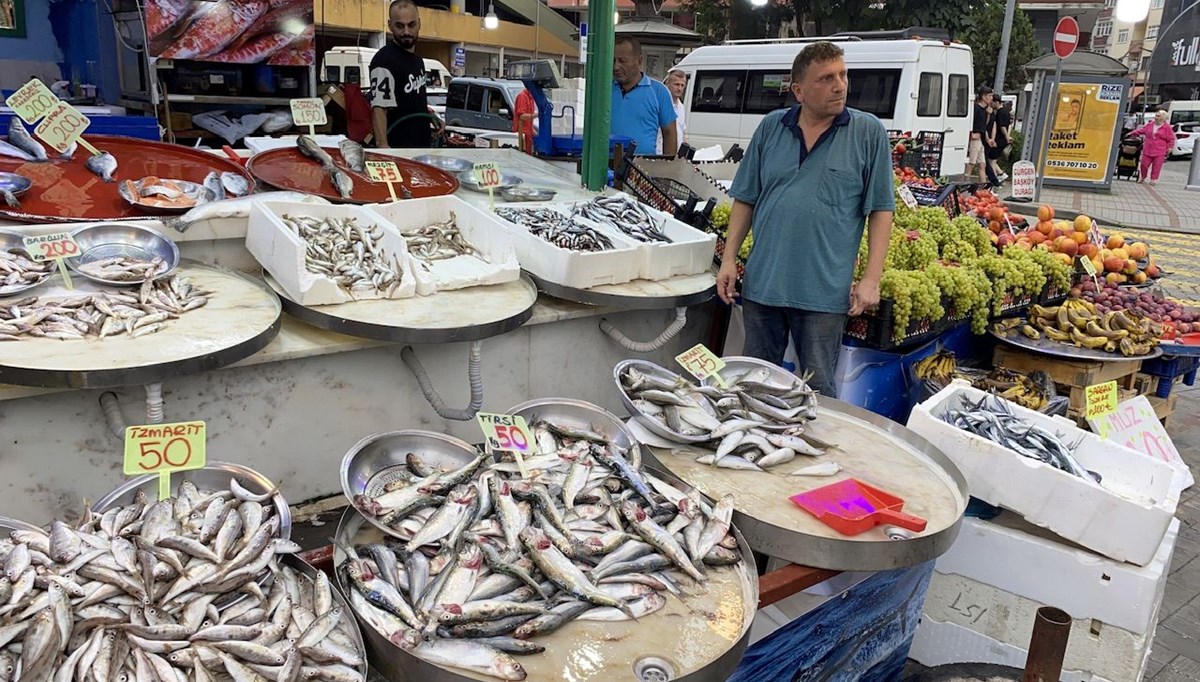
[958,0,1042,92]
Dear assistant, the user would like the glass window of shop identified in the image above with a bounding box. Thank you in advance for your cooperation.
[846,68,901,119]
[918,72,943,117]
[948,74,970,117]
[744,71,792,114]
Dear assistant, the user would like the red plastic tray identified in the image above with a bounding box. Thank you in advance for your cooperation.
[246,148,459,204]
[0,135,255,224]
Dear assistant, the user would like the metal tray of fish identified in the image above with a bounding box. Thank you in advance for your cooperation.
[66,222,180,286]
[332,466,758,682]
[117,177,215,213]
[0,228,54,297]
[415,155,475,173]
[341,430,482,541]
[0,514,45,536]
[0,172,32,206]
[505,396,642,451]
[500,187,556,202]
[281,553,371,681]
[92,460,292,539]
[613,359,711,444]
[990,329,1163,361]
[457,170,523,193]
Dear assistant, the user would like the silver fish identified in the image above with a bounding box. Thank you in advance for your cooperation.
[220,171,249,197]
[202,171,225,201]
[329,166,354,200]
[86,152,118,182]
[6,118,47,161]
[0,140,36,162]
[297,135,335,168]
[337,140,366,173]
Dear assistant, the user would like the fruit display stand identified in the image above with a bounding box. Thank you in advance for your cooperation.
[992,345,1146,424]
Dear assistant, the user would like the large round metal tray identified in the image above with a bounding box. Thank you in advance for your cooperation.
[530,271,716,310]
[990,329,1162,361]
[66,222,181,285]
[340,430,481,541]
[265,272,537,343]
[247,148,460,204]
[281,553,370,681]
[640,358,970,572]
[0,515,46,537]
[504,396,641,451]
[613,359,710,444]
[333,464,758,682]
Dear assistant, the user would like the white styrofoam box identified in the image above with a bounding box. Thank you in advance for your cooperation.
[910,571,1161,682]
[567,195,717,280]
[936,516,1177,635]
[363,196,521,296]
[247,201,417,306]
[907,381,1178,566]
[491,202,643,289]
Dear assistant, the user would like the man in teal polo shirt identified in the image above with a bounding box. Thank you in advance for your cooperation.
[611,36,677,156]
[717,41,894,397]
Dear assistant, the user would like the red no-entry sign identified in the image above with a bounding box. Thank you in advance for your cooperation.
[1054,16,1080,59]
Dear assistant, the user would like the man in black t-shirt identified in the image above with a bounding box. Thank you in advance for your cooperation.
[370,0,432,148]
[967,86,993,183]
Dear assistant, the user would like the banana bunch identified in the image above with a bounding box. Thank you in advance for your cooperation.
[994,298,1161,357]
[979,368,1049,410]
[915,350,957,384]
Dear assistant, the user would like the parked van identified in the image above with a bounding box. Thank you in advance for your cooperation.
[321,47,452,104]
[444,77,526,131]
[672,37,975,176]
[1165,100,1200,125]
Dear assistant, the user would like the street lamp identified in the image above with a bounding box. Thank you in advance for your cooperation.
[750,0,768,7]
[484,2,499,28]
[1116,0,1150,23]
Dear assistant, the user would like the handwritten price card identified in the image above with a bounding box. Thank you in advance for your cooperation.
[1084,380,1118,421]
[123,421,207,500]
[34,102,91,154]
[477,412,532,477]
[23,232,80,289]
[289,98,327,129]
[365,160,403,201]
[6,79,60,125]
[676,343,727,385]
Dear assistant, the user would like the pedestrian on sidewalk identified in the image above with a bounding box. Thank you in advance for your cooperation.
[987,96,1010,185]
[1132,110,1176,185]
[967,86,1000,187]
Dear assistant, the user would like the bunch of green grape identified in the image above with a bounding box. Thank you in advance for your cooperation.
[879,270,944,340]
[1026,246,1072,293]
[884,227,939,271]
[738,231,754,260]
[971,253,1042,315]
[951,215,996,258]
[941,240,977,264]
[926,263,992,334]
[1001,248,1049,295]
[711,202,731,231]
[894,207,949,235]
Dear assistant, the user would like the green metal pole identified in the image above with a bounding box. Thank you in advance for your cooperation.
[581,0,615,190]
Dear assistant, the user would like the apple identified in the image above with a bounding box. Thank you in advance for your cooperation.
[1038,205,1055,221]
[1106,272,1127,284]
[997,232,1016,248]
[1079,243,1099,259]
[1074,214,1092,232]
[1103,256,1125,272]
[1146,263,1161,278]
[1054,252,1073,267]
[1122,259,1139,275]
[1111,247,1129,261]
[1036,220,1054,236]
[1029,231,1047,245]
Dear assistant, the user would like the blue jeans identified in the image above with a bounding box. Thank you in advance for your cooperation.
[741,299,846,398]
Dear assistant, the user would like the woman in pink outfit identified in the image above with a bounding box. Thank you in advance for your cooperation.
[1133,110,1176,185]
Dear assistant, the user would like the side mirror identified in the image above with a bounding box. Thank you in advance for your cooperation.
[499,108,511,117]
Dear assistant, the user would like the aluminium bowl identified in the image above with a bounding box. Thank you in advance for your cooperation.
[613,358,711,444]
[339,429,481,541]
[281,553,370,680]
[456,169,523,192]
[0,228,53,297]
[0,172,32,199]
[413,155,474,173]
[500,186,557,202]
[66,222,180,286]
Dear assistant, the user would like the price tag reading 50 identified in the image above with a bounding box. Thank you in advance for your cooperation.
[676,343,727,384]
[124,421,207,500]
[477,413,532,453]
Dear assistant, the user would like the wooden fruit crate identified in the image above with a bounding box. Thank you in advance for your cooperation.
[993,346,1144,426]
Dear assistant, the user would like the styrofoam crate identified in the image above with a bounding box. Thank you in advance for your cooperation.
[247,201,417,306]
[363,196,520,296]
[935,516,1177,635]
[491,202,643,289]
[907,381,1178,566]
[565,195,717,280]
[910,570,1163,682]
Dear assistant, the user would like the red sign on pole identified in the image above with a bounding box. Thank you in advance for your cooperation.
[1053,16,1080,59]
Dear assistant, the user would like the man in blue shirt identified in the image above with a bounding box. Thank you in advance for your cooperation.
[611,36,677,156]
[717,41,894,397]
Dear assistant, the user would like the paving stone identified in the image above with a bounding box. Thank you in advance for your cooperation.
[1151,653,1200,682]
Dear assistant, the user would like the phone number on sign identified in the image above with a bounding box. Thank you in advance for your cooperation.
[1047,160,1099,170]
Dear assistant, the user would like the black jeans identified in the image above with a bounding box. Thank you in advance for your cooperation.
[741,299,846,397]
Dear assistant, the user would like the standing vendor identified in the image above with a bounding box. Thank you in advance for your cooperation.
[716,41,894,397]
[370,0,434,148]
[611,36,677,156]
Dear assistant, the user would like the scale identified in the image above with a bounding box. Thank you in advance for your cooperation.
[504,59,634,157]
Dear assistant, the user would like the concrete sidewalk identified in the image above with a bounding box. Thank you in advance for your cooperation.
[1019,159,1197,233]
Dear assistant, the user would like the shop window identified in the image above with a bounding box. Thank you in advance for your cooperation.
[918,72,943,117]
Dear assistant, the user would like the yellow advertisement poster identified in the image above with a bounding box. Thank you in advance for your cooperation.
[1045,82,1123,183]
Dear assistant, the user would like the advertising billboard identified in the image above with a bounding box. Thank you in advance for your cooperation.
[1044,81,1124,184]
[147,0,314,65]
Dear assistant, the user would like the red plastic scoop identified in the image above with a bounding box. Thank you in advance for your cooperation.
[790,478,928,536]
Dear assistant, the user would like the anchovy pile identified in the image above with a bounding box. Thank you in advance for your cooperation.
[572,195,671,244]
[75,257,170,284]
[619,363,832,472]
[342,419,741,681]
[0,249,53,295]
[942,395,1099,482]
[400,213,485,264]
[280,214,405,298]
[0,477,367,682]
[0,276,209,341]
[495,207,616,253]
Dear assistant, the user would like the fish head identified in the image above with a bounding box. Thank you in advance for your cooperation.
[620,500,645,522]
[390,628,422,650]
[518,526,549,550]
[459,544,482,568]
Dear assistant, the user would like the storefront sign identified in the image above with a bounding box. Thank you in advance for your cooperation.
[5,79,60,125]
[676,344,727,386]
[1084,380,1118,420]
[1043,82,1122,184]
[123,421,207,500]
[1089,395,1193,491]
[477,413,532,476]
[365,160,402,201]
[1011,160,1035,199]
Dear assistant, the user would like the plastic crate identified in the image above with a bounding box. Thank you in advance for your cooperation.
[843,299,946,351]
[1140,355,1200,398]
[995,289,1037,317]
[615,158,700,222]
[907,183,960,218]
[714,235,746,281]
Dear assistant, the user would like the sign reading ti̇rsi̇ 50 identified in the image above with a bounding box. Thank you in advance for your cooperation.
[1043,82,1123,184]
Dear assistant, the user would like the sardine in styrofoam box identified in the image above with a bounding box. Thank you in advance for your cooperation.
[907,380,1178,567]
[363,196,520,296]
[909,517,1179,681]
[247,201,416,306]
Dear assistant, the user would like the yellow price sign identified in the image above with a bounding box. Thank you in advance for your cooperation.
[34,102,98,155]
[1078,255,1100,288]
[124,421,207,500]
[289,97,327,131]
[477,412,532,477]
[474,162,501,210]
[1084,380,1119,421]
[23,232,80,289]
[676,343,727,387]
[365,160,403,201]
[6,79,60,125]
